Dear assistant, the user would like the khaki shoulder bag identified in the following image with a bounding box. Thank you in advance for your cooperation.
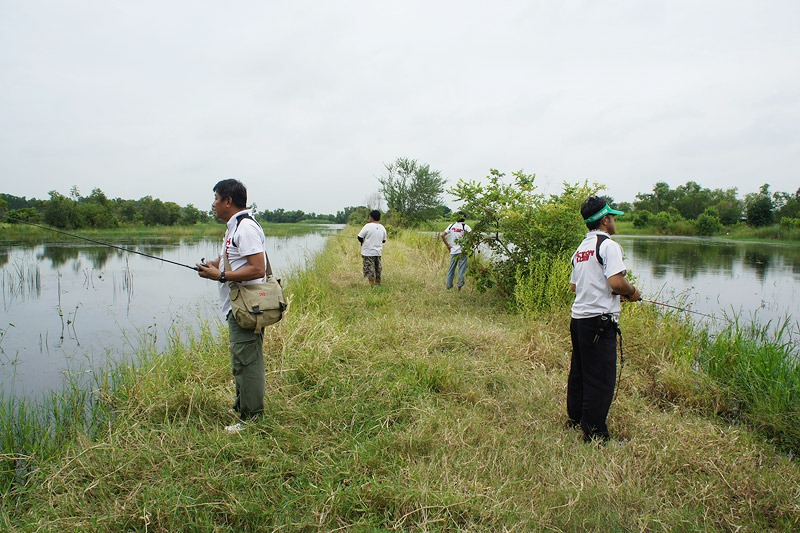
[224,217,287,332]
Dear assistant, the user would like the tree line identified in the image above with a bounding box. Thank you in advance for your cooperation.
[2,172,797,236]
[1,188,212,229]
[374,158,799,237]
[623,181,800,235]
[0,188,353,229]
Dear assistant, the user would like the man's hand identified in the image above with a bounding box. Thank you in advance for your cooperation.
[620,287,642,302]
[196,262,221,280]
[440,232,451,251]
[609,273,641,303]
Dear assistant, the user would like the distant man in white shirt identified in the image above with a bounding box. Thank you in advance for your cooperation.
[567,196,641,443]
[440,212,472,290]
[357,210,387,286]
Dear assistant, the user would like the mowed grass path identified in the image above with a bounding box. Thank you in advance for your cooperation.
[5,228,799,531]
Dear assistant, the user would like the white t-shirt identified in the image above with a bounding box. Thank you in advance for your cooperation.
[570,231,627,319]
[217,210,267,317]
[442,222,471,255]
[358,222,387,257]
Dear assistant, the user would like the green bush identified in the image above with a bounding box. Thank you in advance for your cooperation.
[651,211,674,233]
[632,210,652,228]
[779,217,800,230]
[695,211,723,236]
[450,170,595,298]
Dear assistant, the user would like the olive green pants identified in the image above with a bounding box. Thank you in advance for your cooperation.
[227,313,265,420]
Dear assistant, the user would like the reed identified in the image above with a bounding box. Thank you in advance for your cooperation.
[0,374,115,494]
[693,317,800,450]
[0,261,41,302]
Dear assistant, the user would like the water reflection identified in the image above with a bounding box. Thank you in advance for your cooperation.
[35,243,182,270]
[0,227,341,398]
[617,236,800,333]
[742,250,770,281]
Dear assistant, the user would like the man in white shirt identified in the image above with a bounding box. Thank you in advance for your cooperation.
[357,210,387,286]
[440,212,472,290]
[196,179,268,433]
[567,196,641,443]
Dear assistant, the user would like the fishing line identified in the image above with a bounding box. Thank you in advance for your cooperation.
[641,298,718,320]
[7,218,200,271]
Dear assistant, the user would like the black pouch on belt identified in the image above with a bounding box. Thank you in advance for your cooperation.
[594,314,612,343]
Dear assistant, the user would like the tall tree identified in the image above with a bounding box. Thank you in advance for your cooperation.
[773,187,800,221]
[711,188,743,225]
[745,184,774,227]
[633,181,675,214]
[378,157,446,225]
[44,191,79,229]
[673,181,713,219]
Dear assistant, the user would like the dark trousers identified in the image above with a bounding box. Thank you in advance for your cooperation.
[567,316,617,441]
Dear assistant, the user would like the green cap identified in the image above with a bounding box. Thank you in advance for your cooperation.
[583,203,624,224]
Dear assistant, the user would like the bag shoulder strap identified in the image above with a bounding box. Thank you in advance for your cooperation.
[227,213,273,277]
[231,213,257,247]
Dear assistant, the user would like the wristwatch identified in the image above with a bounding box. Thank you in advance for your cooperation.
[218,271,227,283]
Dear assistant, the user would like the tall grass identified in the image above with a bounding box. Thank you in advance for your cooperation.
[513,253,573,315]
[1,376,115,494]
[619,300,800,453]
[0,321,221,495]
[693,318,800,451]
[747,224,800,241]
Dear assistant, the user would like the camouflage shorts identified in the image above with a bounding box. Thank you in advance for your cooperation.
[362,255,382,279]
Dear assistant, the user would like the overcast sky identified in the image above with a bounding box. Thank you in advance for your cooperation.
[1,1,798,214]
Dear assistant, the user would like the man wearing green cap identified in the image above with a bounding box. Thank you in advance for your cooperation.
[567,196,641,442]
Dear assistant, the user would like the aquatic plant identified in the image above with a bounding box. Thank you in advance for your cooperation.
[694,316,800,451]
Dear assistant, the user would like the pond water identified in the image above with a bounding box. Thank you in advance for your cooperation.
[0,226,342,398]
[615,235,800,342]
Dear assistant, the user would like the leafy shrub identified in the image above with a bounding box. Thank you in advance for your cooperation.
[5,208,42,223]
[450,170,595,306]
[779,217,800,230]
[346,207,371,225]
[695,210,723,236]
[651,211,675,233]
[632,210,652,228]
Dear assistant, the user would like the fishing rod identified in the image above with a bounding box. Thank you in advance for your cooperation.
[641,298,718,320]
[7,218,200,271]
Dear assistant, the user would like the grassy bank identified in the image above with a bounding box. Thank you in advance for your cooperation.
[0,221,338,243]
[3,229,799,530]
